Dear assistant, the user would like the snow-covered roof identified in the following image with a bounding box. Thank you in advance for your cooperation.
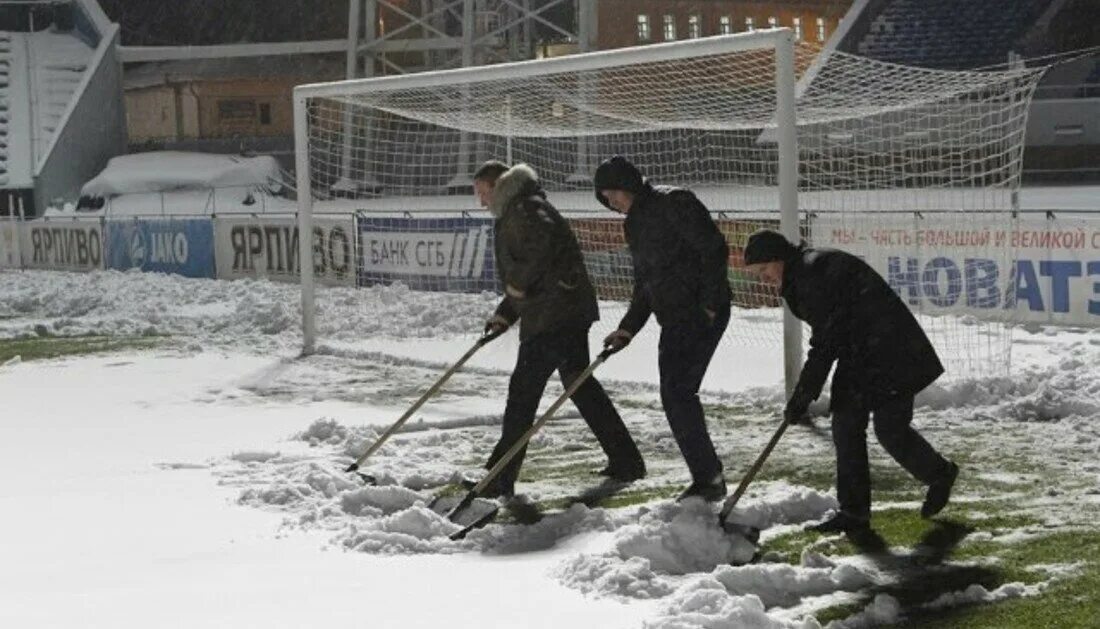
[80,151,284,197]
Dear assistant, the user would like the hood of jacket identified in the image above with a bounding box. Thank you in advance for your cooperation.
[593,155,650,210]
[489,163,540,219]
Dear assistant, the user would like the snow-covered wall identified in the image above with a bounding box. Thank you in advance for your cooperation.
[34,24,126,215]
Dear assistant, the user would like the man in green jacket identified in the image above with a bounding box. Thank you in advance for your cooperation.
[474,160,645,497]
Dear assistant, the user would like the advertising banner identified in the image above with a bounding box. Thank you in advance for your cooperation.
[357,215,496,292]
[813,214,1100,326]
[20,219,105,272]
[0,221,18,268]
[105,218,215,278]
[214,216,355,286]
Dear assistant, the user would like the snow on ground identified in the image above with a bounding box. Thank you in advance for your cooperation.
[2,268,1100,627]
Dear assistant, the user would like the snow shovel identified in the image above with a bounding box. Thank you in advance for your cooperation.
[717,413,795,543]
[446,347,616,541]
[344,329,504,484]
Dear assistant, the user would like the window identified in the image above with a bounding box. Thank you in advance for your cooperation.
[817,17,826,42]
[636,14,650,41]
[663,14,676,41]
[745,16,754,32]
[793,17,802,41]
[688,14,701,39]
[719,15,732,35]
[259,103,272,125]
[768,16,778,29]
[218,99,256,122]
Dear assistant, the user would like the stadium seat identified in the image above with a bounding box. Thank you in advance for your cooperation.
[853,0,1051,69]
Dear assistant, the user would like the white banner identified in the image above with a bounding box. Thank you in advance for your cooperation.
[0,221,18,268]
[814,214,1100,326]
[360,229,491,277]
[214,216,355,286]
[20,220,105,272]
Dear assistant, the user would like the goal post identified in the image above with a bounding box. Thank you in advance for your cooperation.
[292,28,1045,387]
[294,29,804,376]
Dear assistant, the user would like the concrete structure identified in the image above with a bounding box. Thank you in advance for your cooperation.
[0,0,125,217]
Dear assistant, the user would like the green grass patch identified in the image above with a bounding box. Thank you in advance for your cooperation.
[898,530,1100,628]
[0,334,164,363]
[761,500,1097,628]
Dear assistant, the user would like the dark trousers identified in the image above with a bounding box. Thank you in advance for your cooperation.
[657,306,730,483]
[486,327,643,492]
[831,394,950,518]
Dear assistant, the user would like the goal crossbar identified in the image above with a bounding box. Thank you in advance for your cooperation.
[294,29,794,100]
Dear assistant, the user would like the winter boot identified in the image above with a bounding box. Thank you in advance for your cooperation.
[810,511,871,534]
[595,459,646,483]
[676,474,727,503]
[921,461,959,518]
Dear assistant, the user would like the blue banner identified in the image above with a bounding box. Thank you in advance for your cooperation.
[106,218,215,278]
[357,215,497,292]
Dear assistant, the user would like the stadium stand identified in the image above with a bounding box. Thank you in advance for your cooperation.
[855,0,1050,70]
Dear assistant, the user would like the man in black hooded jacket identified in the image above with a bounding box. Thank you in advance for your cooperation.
[743,229,959,534]
[594,155,732,502]
[474,161,646,498]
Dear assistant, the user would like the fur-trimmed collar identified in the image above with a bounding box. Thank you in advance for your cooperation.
[488,164,539,219]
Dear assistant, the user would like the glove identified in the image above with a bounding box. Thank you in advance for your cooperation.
[603,329,633,353]
[484,315,510,337]
[783,399,809,425]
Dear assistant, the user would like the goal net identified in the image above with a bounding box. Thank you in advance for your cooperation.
[293,30,1045,385]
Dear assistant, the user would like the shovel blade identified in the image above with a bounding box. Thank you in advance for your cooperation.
[429,494,501,530]
[721,520,762,545]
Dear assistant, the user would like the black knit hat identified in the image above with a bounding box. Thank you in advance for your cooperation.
[744,229,799,264]
[593,155,646,209]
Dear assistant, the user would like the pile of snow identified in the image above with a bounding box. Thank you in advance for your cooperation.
[712,561,872,609]
[341,505,464,554]
[613,501,759,574]
[646,578,823,629]
[0,270,497,352]
[917,336,1100,421]
[339,486,423,517]
[725,482,838,532]
[923,581,1040,610]
[555,555,676,599]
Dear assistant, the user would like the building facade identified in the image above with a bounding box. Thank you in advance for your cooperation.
[597,0,850,50]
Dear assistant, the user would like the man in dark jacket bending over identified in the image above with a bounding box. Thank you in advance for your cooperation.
[594,156,732,502]
[474,161,645,497]
[743,229,959,534]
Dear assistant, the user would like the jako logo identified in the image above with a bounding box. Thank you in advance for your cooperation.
[132,229,189,267]
[130,231,147,268]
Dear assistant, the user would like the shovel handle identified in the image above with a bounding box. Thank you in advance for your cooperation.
[346,332,500,474]
[719,415,792,522]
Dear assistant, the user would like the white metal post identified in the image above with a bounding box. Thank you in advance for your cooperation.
[14,194,25,270]
[294,93,317,354]
[452,0,475,187]
[339,0,362,186]
[504,94,513,165]
[568,0,597,183]
[774,31,802,398]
